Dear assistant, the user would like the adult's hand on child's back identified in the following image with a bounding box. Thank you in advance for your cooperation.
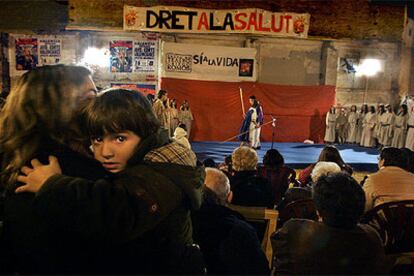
[16,156,62,194]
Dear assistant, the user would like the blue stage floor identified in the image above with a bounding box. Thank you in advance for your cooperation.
[192,142,380,172]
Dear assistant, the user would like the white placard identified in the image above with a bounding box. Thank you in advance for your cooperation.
[161,42,257,82]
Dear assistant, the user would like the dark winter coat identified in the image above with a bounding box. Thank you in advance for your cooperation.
[230,170,274,208]
[2,132,204,274]
[192,202,269,275]
[271,219,391,274]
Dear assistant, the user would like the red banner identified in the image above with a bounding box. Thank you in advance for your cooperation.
[161,78,335,142]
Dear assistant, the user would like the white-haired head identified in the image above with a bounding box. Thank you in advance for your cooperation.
[311,161,341,183]
[204,167,232,205]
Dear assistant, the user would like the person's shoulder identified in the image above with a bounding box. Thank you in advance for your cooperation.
[144,142,197,167]
[283,218,320,229]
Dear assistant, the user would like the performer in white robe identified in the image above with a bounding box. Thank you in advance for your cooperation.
[405,96,414,150]
[346,105,358,143]
[391,104,408,148]
[355,104,368,144]
[169,99,179,137]
[360,106,377,147]
[248,106,259,147]
[179,100,194,139]
[153,90,168,129]
[324,107,337,143]
[374,104,385,147]
[379,104,394,147]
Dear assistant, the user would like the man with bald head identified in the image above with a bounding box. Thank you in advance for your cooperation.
[192,168,269,275]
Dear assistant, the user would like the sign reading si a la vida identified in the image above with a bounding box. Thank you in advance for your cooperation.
[124,5,310,38]
[161,42,257,82]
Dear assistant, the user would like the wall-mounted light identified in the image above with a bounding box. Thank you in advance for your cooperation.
[78,47,109,68]
[355,58,381,77]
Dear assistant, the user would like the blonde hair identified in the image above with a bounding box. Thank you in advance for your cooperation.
[311,161,341,183]
[0,65,92,186]
[232,146,258,171]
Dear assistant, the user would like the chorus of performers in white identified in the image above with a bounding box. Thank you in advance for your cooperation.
[324,96,414,150]
[152,90,193,144]
[239,95,264,149]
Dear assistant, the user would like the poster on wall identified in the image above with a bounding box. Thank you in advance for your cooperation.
[15,38,38,70]
[124,5,310,38]
[134,41,157,73]
[110,40,133,73]
[110,83,156,95]
[39,39,62,66]
[161,42,257,82]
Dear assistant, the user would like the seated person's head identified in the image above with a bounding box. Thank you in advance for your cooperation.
[85,89,159,173]
[157,89,167,100]
[379,147,407,169]
[203,158,217,168]
[232,146,258,172]
[311,161,341,183]
[203,167,232,205]
[178,123,187,132]
[318,145,346,168]
[401,148,414,173]
[263,149,284,168]
[313,172,365,229]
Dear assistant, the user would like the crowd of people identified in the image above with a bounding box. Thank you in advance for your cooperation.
[150,90,194,143]
[324,102,414,151]
[0,65,413,274]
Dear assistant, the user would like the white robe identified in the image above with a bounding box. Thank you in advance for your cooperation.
[324,112,337,143]
[248,107,260,148]
[406,98,414,150]
[179,108,194,139]
[391,113,408,148]
[355,112,365,144]
[379,112,394,146]
[360,112,377,147]
[346,112,358,143]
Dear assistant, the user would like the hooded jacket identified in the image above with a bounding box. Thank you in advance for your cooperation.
[173,126,191,149]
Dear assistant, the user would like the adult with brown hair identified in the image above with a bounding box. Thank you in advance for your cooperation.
[298,145,353,186]
[0,65,105,274]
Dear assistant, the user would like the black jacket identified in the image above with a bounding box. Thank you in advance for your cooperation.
[230,170,274,208]
[271,219,391,274]
[192,202,269,275]
[2,140,107,274]
[2,133,204,274]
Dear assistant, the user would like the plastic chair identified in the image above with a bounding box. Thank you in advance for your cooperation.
[361,200,414,254]
[227,204,278,266]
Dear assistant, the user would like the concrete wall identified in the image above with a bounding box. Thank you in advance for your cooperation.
[168,33,400,107]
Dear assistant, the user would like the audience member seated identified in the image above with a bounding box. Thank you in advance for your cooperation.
[258,149,296,206]
[218,155,233,178]
[192,168,269,275]
[401,148,414,173]
[173,123,191,149]
[230,146,274,208]
[363,147,414,211]
[298,145,353,186]
[203,158,217,168]
[277,161,340,210]
[271,173,390,274]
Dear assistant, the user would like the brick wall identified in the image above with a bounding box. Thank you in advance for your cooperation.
[69,0,404,41]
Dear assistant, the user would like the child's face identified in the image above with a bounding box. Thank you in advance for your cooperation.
[92,131,141,173]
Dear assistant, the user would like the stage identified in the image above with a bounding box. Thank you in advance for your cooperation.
[192,142,380,172]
